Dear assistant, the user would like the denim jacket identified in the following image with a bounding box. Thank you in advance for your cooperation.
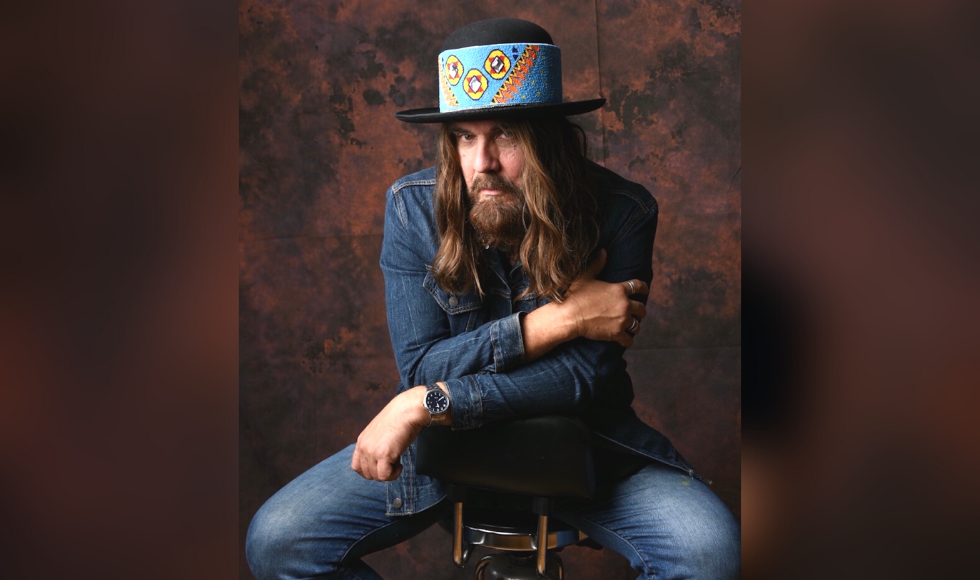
[379,163,702,516]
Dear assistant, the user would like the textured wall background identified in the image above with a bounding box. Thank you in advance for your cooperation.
[239,0,740,578]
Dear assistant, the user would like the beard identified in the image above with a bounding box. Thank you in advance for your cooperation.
[467,173,527,252]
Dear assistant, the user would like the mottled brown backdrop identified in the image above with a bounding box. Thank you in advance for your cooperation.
[240,0,740,578]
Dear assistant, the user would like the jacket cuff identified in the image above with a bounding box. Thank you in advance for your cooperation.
[490,312,525,372]
[444,377,483,430]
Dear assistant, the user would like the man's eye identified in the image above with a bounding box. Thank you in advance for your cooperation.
[456,133,474,141]
[496,131,518,149]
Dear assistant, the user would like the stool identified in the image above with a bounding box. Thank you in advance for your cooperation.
[416,415,596,579]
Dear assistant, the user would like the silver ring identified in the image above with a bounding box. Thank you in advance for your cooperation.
[626,280,636,295]
[626,317,639,335]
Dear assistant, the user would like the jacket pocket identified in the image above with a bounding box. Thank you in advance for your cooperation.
[423,271,483,314]
[423,271,484,334]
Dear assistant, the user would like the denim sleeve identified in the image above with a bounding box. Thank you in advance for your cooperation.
[381,185,526,390]
[443,192,659,430]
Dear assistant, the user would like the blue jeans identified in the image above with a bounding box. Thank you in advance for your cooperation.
[246,444,740,580]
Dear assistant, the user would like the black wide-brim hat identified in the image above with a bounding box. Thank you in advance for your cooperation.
[395,18,606,123]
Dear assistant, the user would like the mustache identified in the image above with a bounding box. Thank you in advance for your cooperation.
[469,173,520,196]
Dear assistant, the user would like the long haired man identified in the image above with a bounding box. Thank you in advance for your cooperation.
[247,18,740,580]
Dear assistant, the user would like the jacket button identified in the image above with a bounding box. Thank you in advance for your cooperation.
[448,295,459,307]
[392,497,403,509]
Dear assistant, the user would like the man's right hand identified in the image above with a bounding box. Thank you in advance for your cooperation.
[520,249,649,360]
[561,249,649,346]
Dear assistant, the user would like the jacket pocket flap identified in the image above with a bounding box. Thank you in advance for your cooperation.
[423,271,482,314]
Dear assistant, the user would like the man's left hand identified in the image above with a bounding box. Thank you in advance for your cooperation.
[351,386,430,481]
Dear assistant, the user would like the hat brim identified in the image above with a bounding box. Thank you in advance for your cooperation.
[395,98,606,123]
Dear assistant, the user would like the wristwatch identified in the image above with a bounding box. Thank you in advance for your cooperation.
[422,383,451,426]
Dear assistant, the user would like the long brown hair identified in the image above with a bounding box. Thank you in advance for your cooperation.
[431,117,599,302]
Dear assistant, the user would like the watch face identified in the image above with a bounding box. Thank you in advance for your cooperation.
[424,389,449,414]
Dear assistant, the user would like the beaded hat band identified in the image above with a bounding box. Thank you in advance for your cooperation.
[438,43,561,112]
[396,18,605,123]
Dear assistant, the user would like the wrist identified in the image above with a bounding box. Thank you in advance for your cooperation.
[407,386,432,427]
[419,382,452,426]
[553,299,583,340]
[521,302,580,362]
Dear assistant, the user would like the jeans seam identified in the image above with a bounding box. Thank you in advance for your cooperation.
[337,500,447,578]
[561,515,656,579]
[337,517,409,566]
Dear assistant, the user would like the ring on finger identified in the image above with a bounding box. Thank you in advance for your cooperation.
[626,316,639,336]
[626,280,636,295]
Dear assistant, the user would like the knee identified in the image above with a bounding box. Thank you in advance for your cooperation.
[245,502,287,580]
[672,506,741,580]
[246,498,335,580]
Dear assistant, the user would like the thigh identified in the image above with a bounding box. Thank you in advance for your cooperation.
[556,462,740,580]
[246,444,447,580]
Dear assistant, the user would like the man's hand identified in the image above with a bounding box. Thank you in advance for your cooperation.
[521,250,649,360]
[351,386,430,481]
[562,249,649,346]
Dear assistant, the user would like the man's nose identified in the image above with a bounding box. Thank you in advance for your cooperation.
[472,140,500,173]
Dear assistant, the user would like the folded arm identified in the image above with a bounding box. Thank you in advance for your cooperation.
[383,186,655,412]
[354,183,657,480]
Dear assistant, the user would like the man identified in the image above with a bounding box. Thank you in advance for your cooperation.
[247,18,739,580]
